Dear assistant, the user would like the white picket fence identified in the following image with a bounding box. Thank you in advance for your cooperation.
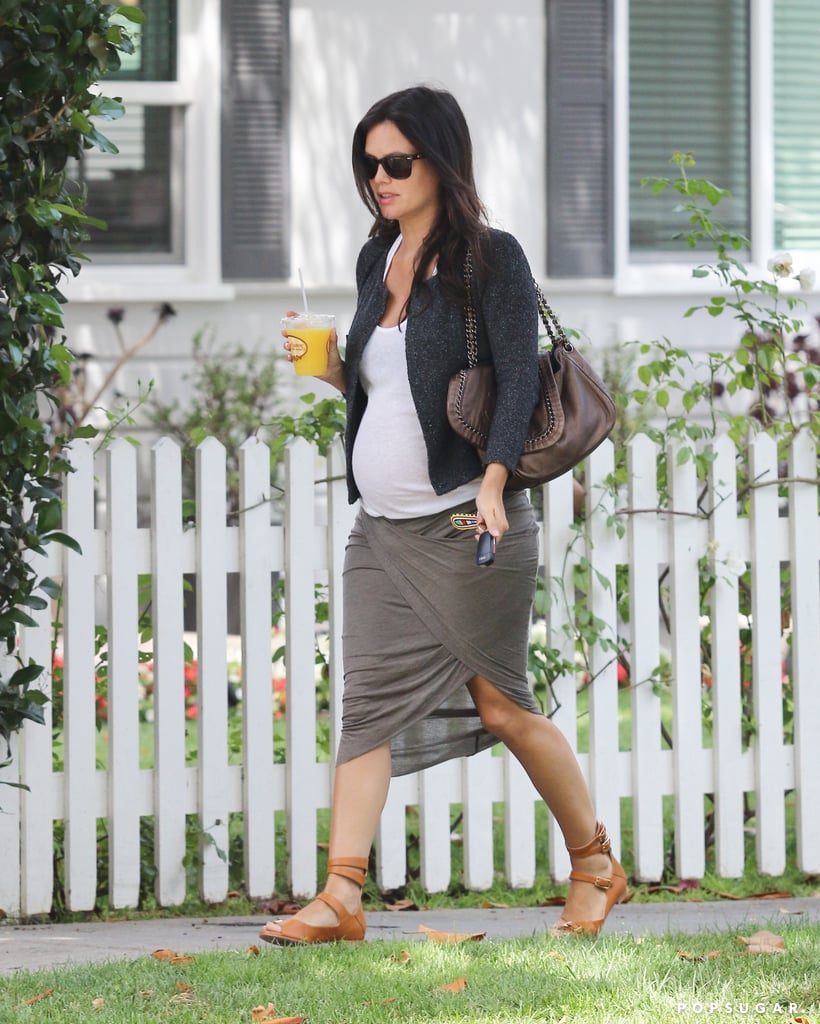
[1,433,818,918]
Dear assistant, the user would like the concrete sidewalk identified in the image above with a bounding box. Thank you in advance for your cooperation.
[2,898,819,975]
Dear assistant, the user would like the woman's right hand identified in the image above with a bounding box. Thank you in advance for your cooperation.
[282,309,346,393]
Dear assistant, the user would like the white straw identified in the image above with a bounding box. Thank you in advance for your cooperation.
[298,267,310,313]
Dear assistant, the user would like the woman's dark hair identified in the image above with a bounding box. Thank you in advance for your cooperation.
[352,85,489,306]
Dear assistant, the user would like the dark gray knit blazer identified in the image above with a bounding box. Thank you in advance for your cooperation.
[343,228,540,505]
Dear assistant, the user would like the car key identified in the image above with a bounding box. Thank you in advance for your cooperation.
[476,531,496,566]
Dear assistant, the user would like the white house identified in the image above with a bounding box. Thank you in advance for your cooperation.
[60,0,820,422]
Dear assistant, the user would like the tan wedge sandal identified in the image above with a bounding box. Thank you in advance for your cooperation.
[258,857,368,945]
[550,822,628,937]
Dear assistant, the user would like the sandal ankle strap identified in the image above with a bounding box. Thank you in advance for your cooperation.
[565,822,611,859]
[568,868,616,891]
[327,856,368,888]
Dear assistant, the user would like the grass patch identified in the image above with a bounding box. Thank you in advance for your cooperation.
[3,926,819,1023]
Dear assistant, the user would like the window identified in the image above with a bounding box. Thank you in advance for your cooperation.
[774,0,820,251]
[628,0,750,256]
[75,0,182,262]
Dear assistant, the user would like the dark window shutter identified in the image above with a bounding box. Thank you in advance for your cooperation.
[221,0,289,280]
[546,0,613,277]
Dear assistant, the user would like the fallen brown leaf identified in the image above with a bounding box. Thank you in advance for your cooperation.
[704,888,793,901]
[227,890,242,899]
[248,944,261,955]
[16,988,54,1007]
[257,897,302,916]
[480,900,509,909]
[256,1018,306,1024]
[252,1005,277,1022]
[170,955,194,965]
[437,976,468,993]
[170,991,196,1005]
[91,997,105,1009]
[387,949,412,963]
[643,880,700,895]
[677,949,721,961]
[151,948,178,961]
[418,924,485,944]
[539,896,566,907]
[176,982,191,993]
[778,906,804,916]
[140,990,155,999]
[361,998,397,1007]
[737,930,786,955]
[384,898,418,911]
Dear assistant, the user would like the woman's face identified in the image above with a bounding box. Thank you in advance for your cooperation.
[364,120,441,228]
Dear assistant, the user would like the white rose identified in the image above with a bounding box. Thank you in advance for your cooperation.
[767,252,793,277]
[797,267,816,292]
[723,551,747,577]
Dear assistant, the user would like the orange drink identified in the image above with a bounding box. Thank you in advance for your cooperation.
[281,313,335,376]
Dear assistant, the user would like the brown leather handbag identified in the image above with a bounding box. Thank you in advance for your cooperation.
[446,253,616,491]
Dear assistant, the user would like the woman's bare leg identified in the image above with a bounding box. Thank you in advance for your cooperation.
[262,741,391,932]
[467,674,616,926]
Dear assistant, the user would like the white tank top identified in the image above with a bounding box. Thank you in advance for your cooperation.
[351,238,481,518]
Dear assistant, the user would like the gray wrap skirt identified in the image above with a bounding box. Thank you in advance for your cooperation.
[337,491,543,777]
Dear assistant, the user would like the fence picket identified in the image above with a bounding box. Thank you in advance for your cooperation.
[626,436,664,881]
[326,444,356,766]
[585,443,623,860]
[539,470,578,883]
[788,432,820,872]
[151,438,188,906]
[419,759,456,892]
[239,438,276,899]
[461,748,495,890]
[749,435,787,875]
[0,653,21,916]
[376,777,412,891]
[19,549,54,915]
[195,438,231,901]
[62,441,98,911]
[284,439,320,898]
[667,442,706,878]
[105,441,142,907]
[502,753,537,886]
[707,436,745,877]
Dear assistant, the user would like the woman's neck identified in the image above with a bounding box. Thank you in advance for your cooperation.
[396,211,437,257]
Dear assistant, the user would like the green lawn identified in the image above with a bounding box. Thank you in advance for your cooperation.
[3,926,819,1024]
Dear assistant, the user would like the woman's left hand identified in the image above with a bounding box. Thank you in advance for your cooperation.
[475,463,510,544]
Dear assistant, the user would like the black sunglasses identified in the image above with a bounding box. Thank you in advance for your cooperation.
[361,152,425,180]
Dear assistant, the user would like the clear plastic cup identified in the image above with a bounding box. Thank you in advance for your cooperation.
[281,313,335,376]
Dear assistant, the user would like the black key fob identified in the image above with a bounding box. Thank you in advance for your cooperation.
[476,531,496,566]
